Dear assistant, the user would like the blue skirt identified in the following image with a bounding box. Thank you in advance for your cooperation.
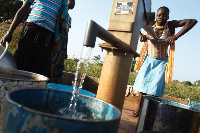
[133,55,168,97]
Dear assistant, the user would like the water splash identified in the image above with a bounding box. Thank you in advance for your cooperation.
[58,46,92,119]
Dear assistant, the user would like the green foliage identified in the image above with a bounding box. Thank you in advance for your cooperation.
[65,57,200,102]
[64,58,78,73]
[64,57,200,101]
[87,63,102,78]
[165,81,200,102]
[0,22,23,54]
[128,72,137,85]
[1,22,200,102]
[181,81,193,86]
[91,55,103,66]
[0,0,23,20]
[64,57,102,78]
[194,80,200,87]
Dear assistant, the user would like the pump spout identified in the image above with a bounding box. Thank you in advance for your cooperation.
[83,20,129,48]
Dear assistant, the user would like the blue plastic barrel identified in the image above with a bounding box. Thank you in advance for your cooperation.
[3,88,121,133]
[47,83,96,97]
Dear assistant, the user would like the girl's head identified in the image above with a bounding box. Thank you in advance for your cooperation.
[156,6,169,26]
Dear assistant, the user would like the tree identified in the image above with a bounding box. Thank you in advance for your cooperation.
[194,80,200,88]
[91,55,103,66]
[181,81,193,86]
[0,0,23,21]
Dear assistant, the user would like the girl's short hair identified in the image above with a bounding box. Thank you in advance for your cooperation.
[157,6,170,15]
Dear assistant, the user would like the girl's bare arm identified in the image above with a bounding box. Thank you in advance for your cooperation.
[170,19,197,40]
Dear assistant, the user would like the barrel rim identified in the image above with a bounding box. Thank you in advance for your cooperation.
[46,83,96,97]
[6,87,121,123]
[0,67,49,82]
[143,95,200,112]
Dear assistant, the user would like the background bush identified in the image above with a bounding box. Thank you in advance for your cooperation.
[0,22,23,54]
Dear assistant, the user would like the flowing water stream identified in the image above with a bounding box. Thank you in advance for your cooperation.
[58,46,92,119]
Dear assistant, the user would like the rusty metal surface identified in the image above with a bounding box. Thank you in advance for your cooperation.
[3,88,121,133]
[0,67,48,131]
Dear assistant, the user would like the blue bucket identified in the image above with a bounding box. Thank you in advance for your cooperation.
[3,88,121,133]
[47,83,96,97]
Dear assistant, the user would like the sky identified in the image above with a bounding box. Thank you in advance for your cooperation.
[67,0,200,83]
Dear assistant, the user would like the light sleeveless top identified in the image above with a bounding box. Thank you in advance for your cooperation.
[147,25,171,58]
[27,0,62,33]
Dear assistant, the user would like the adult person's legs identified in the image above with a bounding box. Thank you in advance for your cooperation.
[14,22,54,78]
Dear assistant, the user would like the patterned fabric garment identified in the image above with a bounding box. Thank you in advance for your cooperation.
[27,0,62,32]
[50,14,71,83]
[50,35,68,83]
[133,22,174,96]
[134,23,175,83]
[147,25,171,58]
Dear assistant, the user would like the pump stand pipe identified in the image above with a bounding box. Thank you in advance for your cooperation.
[81,0,154,111]
[82,20,137,110]
[83,20,139,57]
